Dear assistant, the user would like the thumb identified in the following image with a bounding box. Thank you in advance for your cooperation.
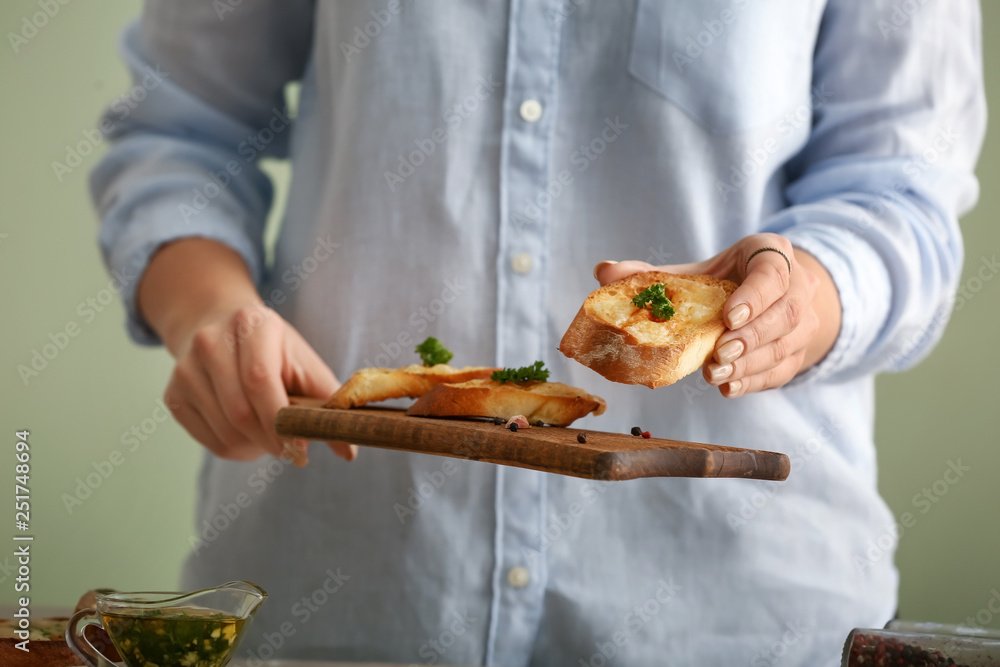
[293,362,339,399]
[594,258,716,286]
[282,334,358,462]
[594,260,655,286]
[283,329,340,399]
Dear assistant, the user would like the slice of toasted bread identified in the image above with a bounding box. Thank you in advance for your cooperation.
[405,378,606,427]
[0,617,78,667]
[559,272,738,388]
[325,364,500,409]
[0,588,123,667]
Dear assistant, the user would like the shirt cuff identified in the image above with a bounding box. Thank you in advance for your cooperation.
[101,195,265,346]
[778,223,892,385]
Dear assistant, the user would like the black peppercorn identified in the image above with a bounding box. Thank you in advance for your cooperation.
[509,422,518,432]
[534,420,544,427]
[630,426,642,436]
[577,433,587,443]
[493,416,505,425]
[845,632,970,667]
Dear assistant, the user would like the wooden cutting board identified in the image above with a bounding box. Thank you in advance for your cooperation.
[276,398,790,482]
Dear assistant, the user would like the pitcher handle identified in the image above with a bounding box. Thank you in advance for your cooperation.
[66,608,115,667]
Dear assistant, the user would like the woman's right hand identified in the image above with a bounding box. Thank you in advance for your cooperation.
[137,238,357,466]
[164,304,357,466]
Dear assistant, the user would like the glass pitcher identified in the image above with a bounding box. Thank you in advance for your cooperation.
[66,580,267,667]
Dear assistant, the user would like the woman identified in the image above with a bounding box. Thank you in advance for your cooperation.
[91,1,985,663]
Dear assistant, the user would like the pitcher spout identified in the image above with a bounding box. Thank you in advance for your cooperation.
[217,581,268,620]
[178,580,268,621]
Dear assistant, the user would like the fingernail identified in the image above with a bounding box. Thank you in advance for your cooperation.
[717,339,744,364]
[282,439,309,467]
[295,439,311,461]
[593,260,618,281]
[709,364,733,384]
[331,442,359,462]
[727,303,750,328]
[727,379,743,396]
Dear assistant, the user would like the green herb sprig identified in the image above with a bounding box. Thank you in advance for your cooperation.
[415,337,453,366]
[491,361,550,384]
[631,283,675,321]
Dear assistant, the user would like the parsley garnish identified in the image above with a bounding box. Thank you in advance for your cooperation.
[491,361,550,384]
[415,337,453,366]
[631,283,675,321]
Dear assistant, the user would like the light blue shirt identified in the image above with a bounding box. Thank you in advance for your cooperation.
[90,1,985,664]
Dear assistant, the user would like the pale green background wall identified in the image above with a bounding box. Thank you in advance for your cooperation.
[0,1,997,629]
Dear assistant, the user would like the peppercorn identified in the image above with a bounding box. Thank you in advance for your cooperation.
[534,420,545,427]
[845,632,968,667]
[630,426,642,436]
[509,422,518,432]
[577,433,588,444]
[493,416,505,425]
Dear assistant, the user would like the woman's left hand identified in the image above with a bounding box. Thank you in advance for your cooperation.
[594,233,842,397]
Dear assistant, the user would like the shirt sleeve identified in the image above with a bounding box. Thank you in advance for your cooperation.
[89,0,315,344]
[764,0,986,383]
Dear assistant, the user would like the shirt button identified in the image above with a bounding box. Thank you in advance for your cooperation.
[507,566,530,588]
[510,253,534,274]
[519,99,543,123]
